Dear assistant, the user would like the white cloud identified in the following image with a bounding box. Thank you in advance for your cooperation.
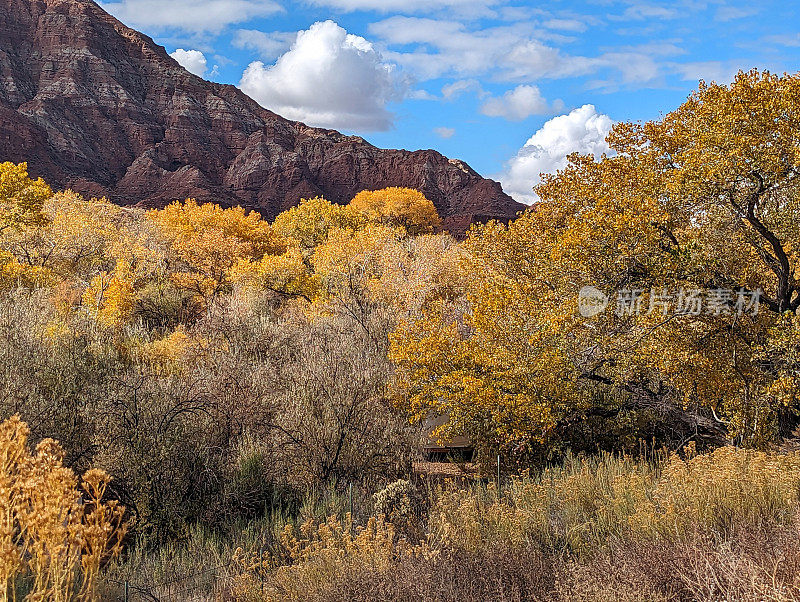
[433,126,456,139]
[441,79,484,100]
[672,61,740,84]
[480,85,563,120]
[239,21,402,131]
[499,105,613,204]
[409,89,437,100]
[169,49,208,77]
[503,39,596,80]
[617,4,679,21]
[715,6,758,21]
[371,18,533,80]
[99,0,283,33]
[370,18,599,82]
[582,43,683,91]
[596,51,659,83]
[764,33,800,47]
[233,29,295,60]
[543,18,587,32]
[305,0,499,14]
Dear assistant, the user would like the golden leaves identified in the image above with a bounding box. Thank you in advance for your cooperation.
[272,196,364,250]
[390,71,800,452]
[148,199,287,300]
[350,187,442,236]
[0,162,50,233]
[82,259,135,328]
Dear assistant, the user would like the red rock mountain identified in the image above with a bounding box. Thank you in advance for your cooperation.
[0,0,524,231]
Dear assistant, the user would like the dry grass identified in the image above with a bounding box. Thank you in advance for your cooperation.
[228,447,800,602]
[94,447,800,601]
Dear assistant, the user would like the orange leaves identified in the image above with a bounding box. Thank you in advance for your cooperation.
[235,189,452,314]
[0,181,444,328]
[148,199,286,299]
[350,187,442,235]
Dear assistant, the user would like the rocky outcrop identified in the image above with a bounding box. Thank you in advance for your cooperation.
[0,0,524,231]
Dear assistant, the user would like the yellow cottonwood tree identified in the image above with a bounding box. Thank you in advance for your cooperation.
[148,199,286,301]
[350,188,442,235]
[0,162,50,234]
[391,70,800,454]
[82,259,136,328]
[272,196,363,250]
[0,163,55,289]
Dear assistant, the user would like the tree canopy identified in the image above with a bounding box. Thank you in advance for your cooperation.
[391,70,800,456]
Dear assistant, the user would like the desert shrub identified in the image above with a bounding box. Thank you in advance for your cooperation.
[554,522,800,602]
[0,415,128,601]
[372,479,423,539]
[227,447,800,601]
[231,515,402,601]
[631,446,800,537]
[132,279,203,329]
[0,288,111,465]
[254,543,551,602]
[248,311,418,489]
[242,517,800,602]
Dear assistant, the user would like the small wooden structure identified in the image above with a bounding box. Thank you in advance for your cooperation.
[421,415,474,462]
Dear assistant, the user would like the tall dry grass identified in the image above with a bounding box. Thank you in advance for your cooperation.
[431,446,800,554]
[232,447,800,602]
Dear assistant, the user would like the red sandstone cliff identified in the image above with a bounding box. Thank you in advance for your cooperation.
[0,0,524,231]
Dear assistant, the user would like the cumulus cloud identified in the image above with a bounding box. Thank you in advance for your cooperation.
[480,85,563,121]
[99,0,283,33]
[169,49,208,77]
[499,105,613,204]
[433,126,456,139]
[239,21,402,131]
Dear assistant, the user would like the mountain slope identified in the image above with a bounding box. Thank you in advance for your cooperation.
[0,0,524,231]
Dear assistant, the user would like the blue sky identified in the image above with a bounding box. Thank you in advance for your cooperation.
[98,0,800,203]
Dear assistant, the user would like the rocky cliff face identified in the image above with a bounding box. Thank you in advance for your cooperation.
[0,0,524,231]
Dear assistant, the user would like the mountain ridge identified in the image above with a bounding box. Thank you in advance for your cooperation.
[0,0,524,231]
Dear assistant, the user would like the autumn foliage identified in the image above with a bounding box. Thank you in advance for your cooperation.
[349,187,442,235]
[391,69,800,457]
[0,69,800,600]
